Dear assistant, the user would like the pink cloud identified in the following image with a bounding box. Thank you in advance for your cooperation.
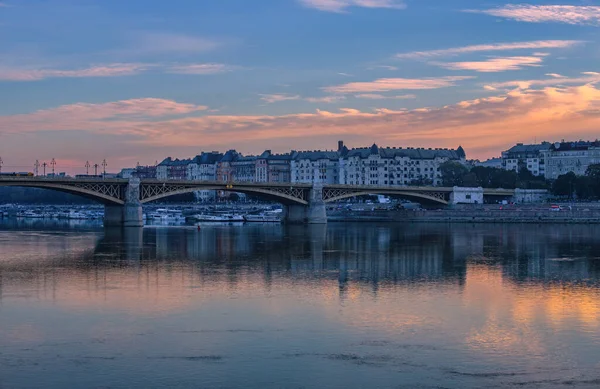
[469,5,600,25]
[4,83,600,168]
[354,94,416,99]
[323,76,473,93]
[167,63,232,75]
[305,96,346,103]
[299,0,405,13]
[0,63,149,81]
[259,94,301,103]
[435,56,543,72]
[396,40,580,60]
[486,72,600,90]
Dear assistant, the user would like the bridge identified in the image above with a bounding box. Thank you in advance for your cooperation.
[0,177,516,226]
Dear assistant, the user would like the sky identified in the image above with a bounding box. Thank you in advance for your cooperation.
[1,0,600,173]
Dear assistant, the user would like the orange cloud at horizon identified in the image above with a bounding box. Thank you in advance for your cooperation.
[1,83,600,168]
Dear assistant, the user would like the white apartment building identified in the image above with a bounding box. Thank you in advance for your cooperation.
[291,151,340,184]
[501,143,550,177]
[542,141,600,179]
[339,144,466,187]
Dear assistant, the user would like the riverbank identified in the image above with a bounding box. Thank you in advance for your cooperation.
[328,208,600,223]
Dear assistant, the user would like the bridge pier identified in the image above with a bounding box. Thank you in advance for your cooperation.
[283,184,327,224]
[103,178,144,227]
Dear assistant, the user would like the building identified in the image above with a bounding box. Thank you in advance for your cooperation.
[156,157,190,180]
[501,142,550,177]
[119,168,136,179]
[339,142,466,187]
[542,140,600,179]
[231,155,257,183]
[216,150,239,182]
[187,152,223,202]
[291,150,340,184]
[133,165,157,179]
[472,158,503,169]
[256,150,294,183]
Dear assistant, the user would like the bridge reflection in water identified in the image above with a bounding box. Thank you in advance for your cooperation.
[2,223,600,303]
[1,223,600,389]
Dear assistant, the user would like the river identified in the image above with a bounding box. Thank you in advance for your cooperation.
[1,221,599,388]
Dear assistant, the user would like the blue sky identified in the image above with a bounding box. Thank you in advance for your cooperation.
[1,0,600,172]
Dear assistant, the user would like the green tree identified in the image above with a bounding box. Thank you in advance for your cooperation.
[552,172,578,197]
[440,161,468,187]
[586,164,600,198]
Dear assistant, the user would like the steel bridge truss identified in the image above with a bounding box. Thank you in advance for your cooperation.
[322,187,450,204]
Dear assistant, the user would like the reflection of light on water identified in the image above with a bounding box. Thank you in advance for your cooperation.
[461,265,600,358]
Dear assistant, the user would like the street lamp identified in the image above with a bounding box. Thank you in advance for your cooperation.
[94,163,99,176]
[34,160,40,176]
[50,158,56,176]
[42,162,47,176]
[102,159,107,176]
[85,161,90,175]
[0,156,3,174]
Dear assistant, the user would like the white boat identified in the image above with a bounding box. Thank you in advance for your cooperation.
[244,213,282,223]
[147,208,186,222]
[194,213,245,222]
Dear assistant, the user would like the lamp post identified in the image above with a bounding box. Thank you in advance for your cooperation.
[50,158,56,176]
[42,162,47,176]
[102,159,107,176]
[94,163,99,176]
[34,160,40,176]
[0,156,3,174]
[85,161,90,175]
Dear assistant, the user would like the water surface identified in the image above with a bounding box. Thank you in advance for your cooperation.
[1,221,600,388]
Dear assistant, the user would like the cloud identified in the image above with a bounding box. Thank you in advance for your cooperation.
[305,96,346,103]
[396,40,580,60]
[368,65,398,71]
[435,56,543,73]
[259,94,301,103]
[0,98,207,135]
[166,63,232,75]
[468,5,600,25]
[486,72,600,90]
[355,93,416,99]
[299,0,405,13]
[323,76,473,93]
[5,82,600,167]
[0,63,236,81]
[0,63,149,81]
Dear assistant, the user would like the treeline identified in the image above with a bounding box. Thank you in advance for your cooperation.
[440,162,600,199]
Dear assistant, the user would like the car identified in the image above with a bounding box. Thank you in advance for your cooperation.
[549,205,563,211]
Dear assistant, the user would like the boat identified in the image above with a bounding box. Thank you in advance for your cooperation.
[147,208,186,222]
[193,213,245,222]
[244,213,282,223]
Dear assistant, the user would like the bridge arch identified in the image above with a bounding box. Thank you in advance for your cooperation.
[139,184,309,205]
[323,189,449,205]
[0,180,125,205]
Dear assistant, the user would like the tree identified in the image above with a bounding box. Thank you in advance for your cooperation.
[586,164,600,198]
[440,161,468,187]
[552,172,578,197]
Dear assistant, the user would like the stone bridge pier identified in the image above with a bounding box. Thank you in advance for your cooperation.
[284,184,327,224]
[104,178,144,227]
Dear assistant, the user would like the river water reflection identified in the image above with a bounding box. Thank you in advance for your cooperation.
[1,221,600,388]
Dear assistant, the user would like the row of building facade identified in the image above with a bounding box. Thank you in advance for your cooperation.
[120,141,467,200]
[492,140,600,179]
